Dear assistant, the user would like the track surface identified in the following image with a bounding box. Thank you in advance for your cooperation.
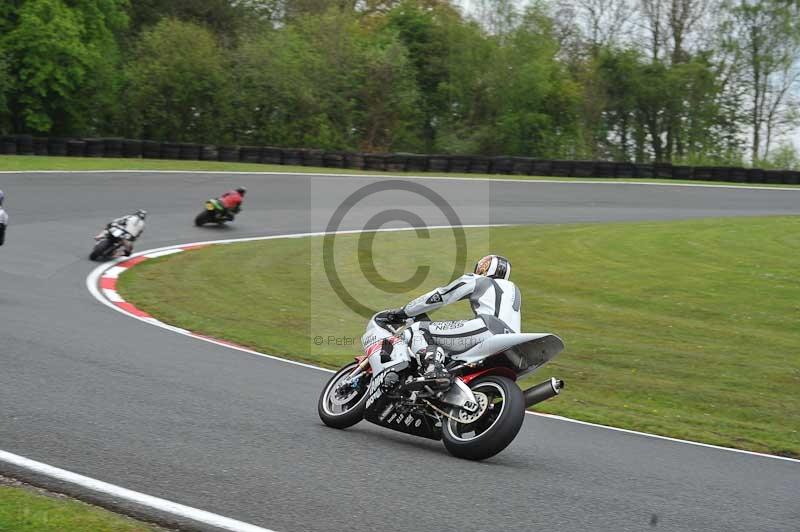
[1,172,798,532]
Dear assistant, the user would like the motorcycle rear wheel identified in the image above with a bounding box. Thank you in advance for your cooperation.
[194,210,213,226]
[442,375,525,461]
[318,362,370,429]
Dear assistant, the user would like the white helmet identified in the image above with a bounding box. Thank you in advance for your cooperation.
[474,255,511,280]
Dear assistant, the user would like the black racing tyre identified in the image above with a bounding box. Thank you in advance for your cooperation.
[194,210,213,226]
[318,362,370,429]
[90,238,114,261]
[442,375,526,461]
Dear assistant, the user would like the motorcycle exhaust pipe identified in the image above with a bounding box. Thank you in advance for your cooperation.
[523,377,565,408]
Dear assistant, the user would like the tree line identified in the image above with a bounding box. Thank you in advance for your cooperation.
[0,0,798,168]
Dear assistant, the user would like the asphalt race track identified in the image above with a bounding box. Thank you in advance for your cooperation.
[1,171,799,532]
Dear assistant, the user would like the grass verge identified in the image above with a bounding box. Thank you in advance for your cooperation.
[0,477,162,531]
[0,155,792,188]
[117,217,800,458]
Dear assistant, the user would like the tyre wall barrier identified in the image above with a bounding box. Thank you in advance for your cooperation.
[160,142,180,160]
[427,155,448,172]
[303,149,325,168]
[200,145,218,161]
[0,134,796,185]
[323,152,345,168]
[66,139,86,157]
[218,146,239,162]
[281,149,304,166]
[33,137,49,156]
[260,147,282,165]
[490,157,513,174]
[179,143,201,161]
[141,140,161,159]
[47,138,68,156]
[1,136,17,155]
[85,138,106,157]
[239,146,260,164]
[16,134,34,155]
[122,140,142,158]
[343,153,364,170]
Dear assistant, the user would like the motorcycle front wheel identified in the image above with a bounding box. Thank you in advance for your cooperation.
[89,238,114,261]
[318,362,370,429]
[442,375,525,460]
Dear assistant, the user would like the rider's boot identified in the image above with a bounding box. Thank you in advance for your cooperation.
[416,346,450,389]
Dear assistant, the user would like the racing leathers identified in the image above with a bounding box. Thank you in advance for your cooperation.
[97,214,145,257]
[218,190,243,221]
[396,273,522,361]
[0,206,7,246]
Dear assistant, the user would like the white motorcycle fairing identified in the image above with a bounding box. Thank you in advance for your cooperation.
[451,333,565,378]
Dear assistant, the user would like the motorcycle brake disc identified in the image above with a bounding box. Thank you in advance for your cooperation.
[330,381,360,406]
[456,391,488,424]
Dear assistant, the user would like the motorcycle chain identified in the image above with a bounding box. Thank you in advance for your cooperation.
[422,399,469,424]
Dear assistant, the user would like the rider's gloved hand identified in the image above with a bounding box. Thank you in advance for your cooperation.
[375,307,408,324]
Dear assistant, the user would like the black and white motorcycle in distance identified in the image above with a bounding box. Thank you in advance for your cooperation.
[318,314,565,460]
[89,222,131,261]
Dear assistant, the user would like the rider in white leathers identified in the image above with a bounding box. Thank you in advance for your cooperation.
[96,210,147,257]
[377,255,520,385]
[0,190,7,246]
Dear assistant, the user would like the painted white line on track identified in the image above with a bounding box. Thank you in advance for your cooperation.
[529,413,800,464]
[0,450,277,532]
[86,227,800,465]
[3,168,800,191]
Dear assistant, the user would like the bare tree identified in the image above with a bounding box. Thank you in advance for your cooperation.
[666,0,711,64]
[723,0,800,161]
[573,0,636,51]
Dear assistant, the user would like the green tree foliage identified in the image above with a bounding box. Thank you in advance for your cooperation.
[232,9,421,151]
[122,18,231,142]
[482,7,581,157]
[385,1,454,150]
[592,46,734,163]
[0,0,128,134]
[0,0,796,166]
[128,0,254,38]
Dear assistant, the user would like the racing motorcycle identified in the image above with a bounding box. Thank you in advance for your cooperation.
[89,222,131,261]
[318,314,565,460]
[194,198,232,226]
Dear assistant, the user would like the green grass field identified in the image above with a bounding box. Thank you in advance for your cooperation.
[0,483,160,531]
[117,217,800,458]
[0,155,791,188]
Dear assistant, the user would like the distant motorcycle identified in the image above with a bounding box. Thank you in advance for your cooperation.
[90,222,131,261]
[318,313,565,460]
[194,199,233,226]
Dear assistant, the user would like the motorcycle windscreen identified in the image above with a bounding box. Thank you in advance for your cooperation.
[452,333,565,377]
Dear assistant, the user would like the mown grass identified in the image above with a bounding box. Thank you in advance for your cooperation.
[0,155,792,187]
[0,484,160,531]
[117,217,800,457]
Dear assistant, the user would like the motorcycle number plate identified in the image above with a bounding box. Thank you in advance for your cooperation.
[206,203,215,211]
